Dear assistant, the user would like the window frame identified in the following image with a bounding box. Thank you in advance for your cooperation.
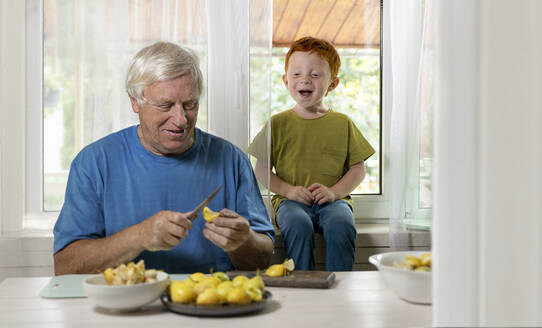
[0,1,28,234]
[26,0,58,229]
[352,0,388,222]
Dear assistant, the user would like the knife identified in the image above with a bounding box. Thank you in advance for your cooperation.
[186,185,222,221]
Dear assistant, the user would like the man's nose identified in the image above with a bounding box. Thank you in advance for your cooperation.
[170,103,188,126]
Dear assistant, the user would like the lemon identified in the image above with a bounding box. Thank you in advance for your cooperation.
[405,255,422,268]
[170,280,196,304]
[265,264,285,277]
[203,206,220,222]
[227,287,251,305]
[189,272,206,283]
[246,287,263,302]
[196,288,222,305]
[421,253,431,267]
[103,268,115,285]
[265,258,295,277]
[244,275,265,292]
[193,276,221,295]
[212,271,230,282]
[183,277,196,288]
[216,281,234,303]
[415,266,431,272]
[232,275,249,287]
[283,258,295,272]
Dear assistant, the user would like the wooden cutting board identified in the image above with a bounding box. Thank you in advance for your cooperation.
[227,270,336,289]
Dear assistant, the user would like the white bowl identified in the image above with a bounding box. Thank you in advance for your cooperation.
[369,251,431,304]
[83,271,170,312]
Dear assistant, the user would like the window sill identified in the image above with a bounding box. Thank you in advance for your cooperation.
[271,223,432,270]
[0,223,432,250]
[0,224,432,276]
[273,223,431,248]
[1,229,53,239]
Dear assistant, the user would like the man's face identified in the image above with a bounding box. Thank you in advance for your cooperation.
[130,74,199,156]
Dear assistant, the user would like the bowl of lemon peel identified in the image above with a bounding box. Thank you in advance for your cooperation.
[83,260,169,312]
[369,251,431,304]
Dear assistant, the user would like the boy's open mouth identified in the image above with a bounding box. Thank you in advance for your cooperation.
[298,90,313,97]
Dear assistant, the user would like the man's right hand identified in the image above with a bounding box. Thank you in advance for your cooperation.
[286,186,314,206]
[138,210,192,251]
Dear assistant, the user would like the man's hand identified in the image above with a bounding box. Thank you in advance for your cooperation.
[202,209,250,252]
[308,183,337,205]
[286,185,314,206]
[138,210,192,251]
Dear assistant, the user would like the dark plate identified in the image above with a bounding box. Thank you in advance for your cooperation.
[160,290,272,317]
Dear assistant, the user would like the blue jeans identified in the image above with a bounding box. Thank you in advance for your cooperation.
[275,199,356,271]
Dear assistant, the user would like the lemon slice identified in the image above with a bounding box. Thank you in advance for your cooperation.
[189,272,206,283]
[283,258,295,272]
[203,206,220,222]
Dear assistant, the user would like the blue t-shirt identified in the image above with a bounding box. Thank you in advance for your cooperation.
[53,126,274,273]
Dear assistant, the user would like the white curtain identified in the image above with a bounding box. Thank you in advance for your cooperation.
[45,0,208,144]
[207,0,273,150]
[43,0,272,211]
[386,0,434,248]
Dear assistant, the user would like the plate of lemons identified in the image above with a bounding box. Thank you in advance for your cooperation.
[161,271,272,317]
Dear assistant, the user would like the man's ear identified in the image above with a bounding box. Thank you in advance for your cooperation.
[129,97,141,114]
[326,77,340,95]
[282,74,288,87]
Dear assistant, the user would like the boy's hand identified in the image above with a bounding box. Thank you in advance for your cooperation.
[286,186,314,206]
[308,183,337,205]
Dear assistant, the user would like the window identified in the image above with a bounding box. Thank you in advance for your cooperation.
[1,0,433,233]
[250,0,385,220]
[17,0,266,231]
[267,0,382,196]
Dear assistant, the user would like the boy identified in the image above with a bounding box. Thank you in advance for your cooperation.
[249,37,375,271]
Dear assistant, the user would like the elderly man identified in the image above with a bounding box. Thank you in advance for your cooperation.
[53,41,274,275]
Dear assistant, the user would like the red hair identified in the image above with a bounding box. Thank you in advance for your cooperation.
[284,37,341,79]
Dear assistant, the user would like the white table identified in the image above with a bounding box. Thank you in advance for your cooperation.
[0,272,431,327]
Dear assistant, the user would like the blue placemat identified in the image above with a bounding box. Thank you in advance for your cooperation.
[39,274,96,298]
[39,273,189,299]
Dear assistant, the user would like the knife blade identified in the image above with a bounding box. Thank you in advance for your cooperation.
[187,185,222,221]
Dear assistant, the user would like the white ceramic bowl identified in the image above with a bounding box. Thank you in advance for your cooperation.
[83,271,170,312]
[369,251,431,304]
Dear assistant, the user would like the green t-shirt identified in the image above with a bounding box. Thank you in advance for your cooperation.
[248,109,375,213]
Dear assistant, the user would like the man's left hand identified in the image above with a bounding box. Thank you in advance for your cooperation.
[202,209,250,252]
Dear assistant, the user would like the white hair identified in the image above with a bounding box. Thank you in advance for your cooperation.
[125,41,203,106]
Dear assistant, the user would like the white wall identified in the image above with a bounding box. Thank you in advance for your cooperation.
[0,235,54,282]
[0,0,48,283]
[433,0,542,326]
